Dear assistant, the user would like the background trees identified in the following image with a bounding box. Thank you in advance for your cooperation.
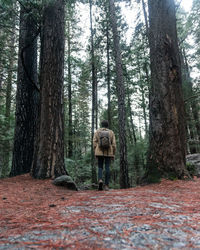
[0,1,17,177]
[0,0,199,187]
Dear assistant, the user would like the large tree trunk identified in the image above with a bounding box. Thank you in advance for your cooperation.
[10,4,39,176]
[109,0,129,188]
[147,0,190,180]
[31,0,67,179]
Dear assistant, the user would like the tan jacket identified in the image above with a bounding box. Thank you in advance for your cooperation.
[93,128,116,157]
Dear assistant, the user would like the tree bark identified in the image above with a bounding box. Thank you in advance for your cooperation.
[106,17,112,129]
[147,0,190,180]
[136,54,148,136]
[109,0,129,188]
[127,89,137,145]
[2,24,15,176]
[142,0,149,38]
[124,67,137,145]
[66,9,73,158]
[10,3,39,176]
[31,0,67,179]
[183,49,200,143]
[89,0,97,184]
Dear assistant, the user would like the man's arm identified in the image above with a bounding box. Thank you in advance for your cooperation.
[112,132,116,156]
[93,131,98,151]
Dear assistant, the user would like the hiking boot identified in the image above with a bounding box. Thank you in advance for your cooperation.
[98,180,103,191]
[105,185,109,191]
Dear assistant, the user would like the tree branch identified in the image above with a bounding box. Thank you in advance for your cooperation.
[184,93,200,103]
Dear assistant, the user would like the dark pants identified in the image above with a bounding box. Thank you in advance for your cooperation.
[97,156,111,185]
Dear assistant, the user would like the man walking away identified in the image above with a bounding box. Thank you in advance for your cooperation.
[93,120,116,191]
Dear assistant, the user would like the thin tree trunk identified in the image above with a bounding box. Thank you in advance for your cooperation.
[89,0,97,184]
[142,0,149,37]
[187,116,198,153]
[180,48,199,153]
[10,3,39,176]
[95,67,98,130]
[136,55,148,136]
[147,0,190,180]
[127,90,137,144]
[106,17,112,129]
[124,67,137,144]
[126,116,134,145]
[191,102,200,143]
[67,13,73,158]
[109,0,129,188]
[182,49,200,144]
[2,28,15,176]
[31,0,67,179]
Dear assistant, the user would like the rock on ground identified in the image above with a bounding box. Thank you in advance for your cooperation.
[53,175,78,190]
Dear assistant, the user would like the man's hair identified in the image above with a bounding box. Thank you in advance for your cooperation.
[101,120,109,128]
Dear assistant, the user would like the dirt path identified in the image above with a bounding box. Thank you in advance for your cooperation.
[0,175,200,249]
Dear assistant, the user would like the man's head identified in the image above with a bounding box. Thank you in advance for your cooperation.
[101,120,109,128]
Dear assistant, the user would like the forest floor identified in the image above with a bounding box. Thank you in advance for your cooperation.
[0,175,200,249]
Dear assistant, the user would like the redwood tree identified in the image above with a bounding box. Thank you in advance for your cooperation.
[10,2,39,176]
[147,0,190,180]
[31,0,67,179]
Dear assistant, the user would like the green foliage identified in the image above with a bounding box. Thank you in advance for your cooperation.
[127,138,148,186]
[186,162,197,177]
[109,156,120,189]
[0,113,15,177]
[145,158,162,184]
[0,0,17,178]
[65,152,92,185]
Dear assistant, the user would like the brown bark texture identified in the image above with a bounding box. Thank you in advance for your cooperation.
[147,0,190,178]
[31,0,67,179]
[181,49,200,153]
[10,5,39,176]
[90,0,97,184]
[109,0,129,188]
[67,16,73,158]
[106,17,112,129]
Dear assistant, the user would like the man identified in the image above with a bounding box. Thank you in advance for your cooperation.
[93,120,116,191]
